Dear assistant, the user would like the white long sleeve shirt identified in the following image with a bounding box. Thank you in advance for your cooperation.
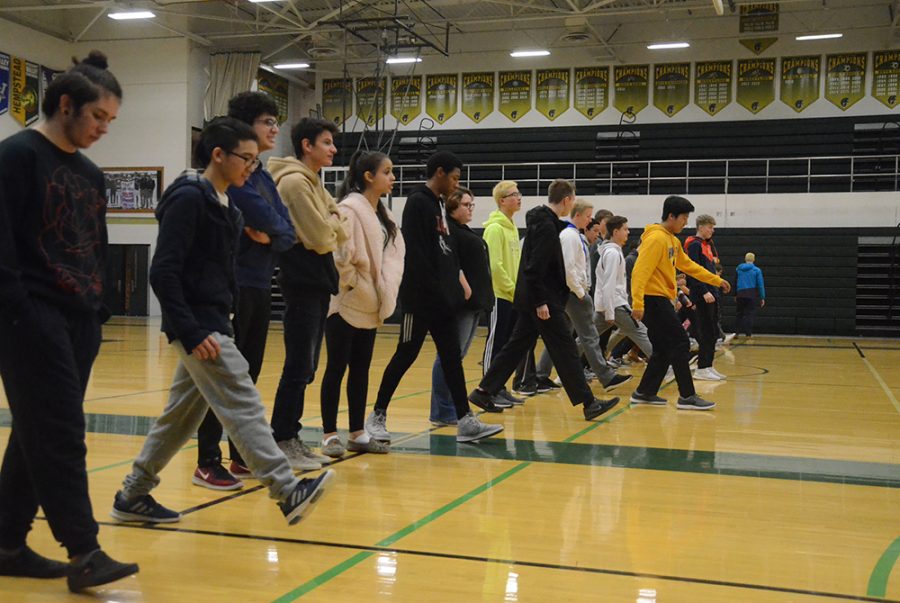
[559,222,591,299]
[593,240,629,320]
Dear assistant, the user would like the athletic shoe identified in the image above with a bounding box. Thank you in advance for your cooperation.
[584,370,597,383]
[676,394,717,410]
[277,438,322,471]
[280,470,334,526]
[662,367,675,385]
[229,461,253,479]
[513,382,538,396]
[365,411,391,441]
[583,397,620,420]
[630,391,668,406]
[347,438,390,453]
[298,440,333,465]
[606,357,624,369]
[693,367,723,381]
[553,376,563,386]
[431,418,458,427]
[321,436,346,459]
[192,464,243,491]
[689,338,699,353]
[111,491,181,523]
[710,367,727,380]
[603,373,633,391]
[689,353,699,368]
[467,389,505,413]
[66,550,139,593]
[721,333,736,345]
[496,389,526,406]
[536,377,561,393]
[0,545,67,578]
[456,412,504,442]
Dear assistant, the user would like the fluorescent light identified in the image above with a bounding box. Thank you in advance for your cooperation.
[273,62,310,69]
[386,57,422,64]
[248,0,280,3]
[796,33,843,41]
[108,11,155,20]
[510,50,550,58]
[647,42,690,50]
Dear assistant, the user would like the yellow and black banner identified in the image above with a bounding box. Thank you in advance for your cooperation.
[535,68,569,121]
[10,56,39,127]
[825,53,866,111]
[461,72,494,123]
[425,73,458,124]
[498,70,531,122]
[736,58,776,114]
[872,51,900,109]
[613,64,649,116]
[391,75,421,125]
[322,78,353,126]
[356,77,386,126]
[257,70,289,125]
[740,3,779,33]
[739,38,777,55]
[780,55,820,113]
[653,63,690,117]
[573,66,608,119]
[694,61,732,116]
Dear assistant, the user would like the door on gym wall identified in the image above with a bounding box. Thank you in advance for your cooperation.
[104,244,149,316]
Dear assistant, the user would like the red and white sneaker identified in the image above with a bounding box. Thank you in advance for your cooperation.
[228,461,253,480]
[192,464,243,491]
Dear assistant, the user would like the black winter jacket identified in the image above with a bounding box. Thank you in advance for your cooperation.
[514,205,568,311]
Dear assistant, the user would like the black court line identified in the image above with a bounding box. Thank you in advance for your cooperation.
[854,343,866,358]
[85,387,170,403]
[91,520,898,603]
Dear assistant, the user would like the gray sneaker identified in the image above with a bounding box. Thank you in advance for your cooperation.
[456,412,503,443]
[347,438,390,454]
[277,438,322,471]
[321,436,345,459]
[298,440,333,464]
[365,411,390,441]
[676,394,717,411]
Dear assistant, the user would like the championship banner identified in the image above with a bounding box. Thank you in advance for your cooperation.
[613,64,649,116]
[694,61,732,116]
[256,70,289,124]
[872,51,900,109]
[390,75,421,125]
[11,57,39,127]
[0,53,9,116]
[739,38,777,55]
[356,77,386,127]
[461,72,494,123]
[825,53,866,111]
[425,73,458,124]
[780,55,820,113]
[573,66,608,119]
[40,66,62,113]
[322,78,353,126]
[498,70,531,122]
[653,63,690,117]
[535,68,569,121]
[736,58,775,114]
[740,3,779,33]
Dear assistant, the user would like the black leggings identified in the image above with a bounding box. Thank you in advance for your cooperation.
[320,314,377,434]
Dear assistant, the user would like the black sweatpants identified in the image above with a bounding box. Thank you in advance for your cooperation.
[693,298,719,370]
[0,299,101,558]
[197,286,271,467]
[636,296,696,399]
[483,298,515,374]
[320,314,377,434]
[736,294,759,336]
[375,311,469,419]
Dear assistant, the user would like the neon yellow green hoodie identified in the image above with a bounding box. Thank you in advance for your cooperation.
[482,210,521,302]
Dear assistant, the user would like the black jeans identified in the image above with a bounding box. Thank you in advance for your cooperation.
[736,295,759,336]
[320,314,376,434]
[271,286,329,442]
[0,299,101,558]
[483,298,515,374]
[694,298,719,369]
[480,306,593,406]
[375,311,469,420]
[196,286,271,467]
[636,296,696,399]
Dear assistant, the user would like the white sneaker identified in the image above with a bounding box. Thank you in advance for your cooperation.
[365,411,390,441]
[298,440,333,464]
[693,367,723,381]
[722,333,736,345]
[277,439,322,471]
[456,412,503,443]
[710,367,727,380]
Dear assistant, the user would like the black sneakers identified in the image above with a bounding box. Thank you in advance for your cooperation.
[467,389,505,413]
[111,491,181,523]
[66,549,139,593]
[630,391,668,406]
[496,388,526,406]
[280,470,334,526]
[677,395,717,411]
[583,397,620,420]
[603,373,633,391]
[0,545,67,578]
[535,377,561,393]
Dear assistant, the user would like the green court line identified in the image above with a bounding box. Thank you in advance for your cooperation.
[868,537,900,597]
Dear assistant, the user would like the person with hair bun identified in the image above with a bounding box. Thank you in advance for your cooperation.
[318,151,405,457]
[0,50,139,592]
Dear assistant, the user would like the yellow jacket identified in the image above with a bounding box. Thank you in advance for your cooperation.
[631,224,723,311]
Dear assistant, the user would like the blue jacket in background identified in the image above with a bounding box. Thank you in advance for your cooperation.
[736,262,765,299]
[229,167,296,289]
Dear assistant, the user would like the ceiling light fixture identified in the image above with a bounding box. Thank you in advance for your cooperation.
[796,33,843,41]
[108,11,155,20]
[647,42,690,50]
[273,62,310,69]
[510,50,550,58]
[386,57,422,64]
[712,0,724,16]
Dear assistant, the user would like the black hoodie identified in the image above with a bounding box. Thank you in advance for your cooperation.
[514,205,568,311]
[149,170,243,353]
[448,216,494,313]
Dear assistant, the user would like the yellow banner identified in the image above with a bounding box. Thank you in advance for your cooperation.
[736,58,776,114]
[425,73,458,124]
[535,68,569,121]
[257,70,289,125]
[391,76,421,125]
[498,70,531,122]
[872,51,900,109]
[10,57,39,127]
[322,78,352,126]
[694,61,732,116]
[356,77,386,127]
[613,64,649,116]
[461,72,494,123]
[780,55,820,113]
[825,53,866,111]
[573,66,608,119]
[739,38,777,55]
[653,63,690,117]
[740,3,779,33]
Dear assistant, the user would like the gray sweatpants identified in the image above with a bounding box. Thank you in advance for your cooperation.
[121,333,298,502]
[597,305,653,358]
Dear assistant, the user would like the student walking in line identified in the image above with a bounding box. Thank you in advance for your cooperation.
[684,214,726,381]
[268,118,348,471]
[0,50,139,593]
[366,151,503,444]
[192,91,297,491]
[111,118,333,529]
[629,196,731,410]
[431,187,499,426]
[319,151,405,457]
[735,252,766,337]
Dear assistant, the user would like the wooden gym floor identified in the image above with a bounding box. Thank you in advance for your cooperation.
[1,318,899,602]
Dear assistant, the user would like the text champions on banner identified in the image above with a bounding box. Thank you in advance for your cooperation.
[390,75,421,125]
[694,61,733,116]
[653,63,690,117]
[425,73,458,124]
[356,77,386,126]
[498,70,531,122]
[781,55,820,113]
[573,66,608,119]
[736,57,775,114]
[614,64,649,116]
[461,72,494,123]
[322,78,352,126]
[825,53,866,111]
[872,50,900,109]
[535,69,570,121]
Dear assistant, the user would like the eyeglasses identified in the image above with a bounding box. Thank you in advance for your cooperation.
[227,151,261,170]
[461,202,475,209]
[503,192,522,199]
[256,117,279,128]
